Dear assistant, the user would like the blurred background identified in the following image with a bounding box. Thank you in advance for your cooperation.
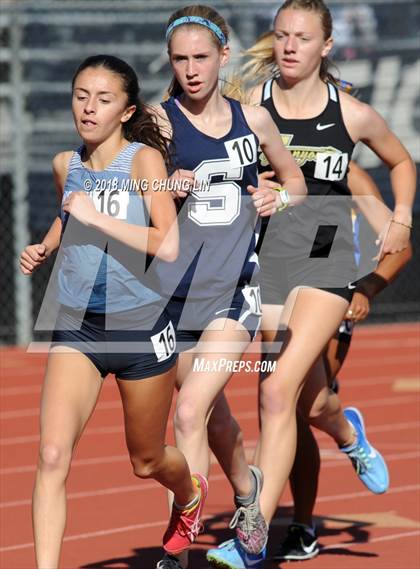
[0,0,419,344]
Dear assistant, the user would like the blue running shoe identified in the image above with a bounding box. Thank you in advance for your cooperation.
[207,538,266,569]
[341,407,389,494]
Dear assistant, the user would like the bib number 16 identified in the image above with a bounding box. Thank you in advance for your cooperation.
[151,321,176,362]
[92,189,129,220]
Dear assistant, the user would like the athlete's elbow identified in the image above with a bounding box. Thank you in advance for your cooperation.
[156,239,179,262]
[149,225,179,261]
[160,246,178,262]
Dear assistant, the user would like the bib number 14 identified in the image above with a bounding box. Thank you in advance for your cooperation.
[314,152,348,181]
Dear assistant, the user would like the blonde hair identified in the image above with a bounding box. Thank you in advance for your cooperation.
[166,5,229,98]
[221,32,276,103]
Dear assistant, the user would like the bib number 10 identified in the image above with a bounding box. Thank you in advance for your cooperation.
[225,134,257,168]
[188,158,242,226]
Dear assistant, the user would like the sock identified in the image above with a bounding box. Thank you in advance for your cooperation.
[164,554,184,568]
[235,468,257,507]
[177,550,189,569]
[174,493,199,512]
[174,474,203,511]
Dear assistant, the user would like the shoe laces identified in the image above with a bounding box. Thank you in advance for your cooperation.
[229,502,260,536]
[167,503,203,542]
[348,445,371,473]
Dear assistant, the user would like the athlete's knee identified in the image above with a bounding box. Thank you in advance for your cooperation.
[174,398,205,436]
[131,449,165,479]
[38,443,71,475]
[259,379,295,416]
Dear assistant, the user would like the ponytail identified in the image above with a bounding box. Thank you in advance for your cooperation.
[124,102,170,163]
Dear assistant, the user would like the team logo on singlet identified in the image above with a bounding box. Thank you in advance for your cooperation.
[259,134,348,181]
[260,133,338,167]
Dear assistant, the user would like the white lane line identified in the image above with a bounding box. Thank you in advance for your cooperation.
[0,426,123,446]
[2,362,419,403]
[0,384,42,396]
[320,450,420,467]
[0,520,167,553]
[2,414,419,465]
[321,529,420,551]
[340,338,419,349]
[343,355,419,367]
[0,454,128,475]
[0,388,420,426]
[0,472,223,509]
[1,400,123,420]
[316,420,420,440]
[2,486,420,553]
[304,483,420,506]
[353,324,419,336]
[2,451,419,509]
[0,378,117,397]
[340,376,417,387]
[346,395,419,408]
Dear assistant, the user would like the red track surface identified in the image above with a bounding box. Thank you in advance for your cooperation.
[1,322,419,568]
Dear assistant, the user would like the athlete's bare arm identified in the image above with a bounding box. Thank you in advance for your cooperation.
[19,151,71,275]
[340,92,416,256]
[242,104,306,215]
[346,161,412,321]
[63,146,179,261]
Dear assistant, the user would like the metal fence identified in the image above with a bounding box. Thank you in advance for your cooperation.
[0,0,419,343]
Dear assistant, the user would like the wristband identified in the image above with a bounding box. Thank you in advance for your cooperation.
[391,218,412,230]
[273,187,290,212]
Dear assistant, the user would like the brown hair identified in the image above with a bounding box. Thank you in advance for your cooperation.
[166,5,229,98]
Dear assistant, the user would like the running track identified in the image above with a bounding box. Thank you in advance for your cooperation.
[1,322,419,568]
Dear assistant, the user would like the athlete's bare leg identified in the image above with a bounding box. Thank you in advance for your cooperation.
[290,413,320,526]
[117,366,197,506]
[33,349,103,569]
[257,287,349,523]
[174,319,251,481]
[207,392,253,497]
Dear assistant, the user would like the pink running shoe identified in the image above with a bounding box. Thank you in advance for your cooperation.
[163,473,208,555]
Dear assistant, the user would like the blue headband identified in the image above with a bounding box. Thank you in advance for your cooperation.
[166,16,227,46]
